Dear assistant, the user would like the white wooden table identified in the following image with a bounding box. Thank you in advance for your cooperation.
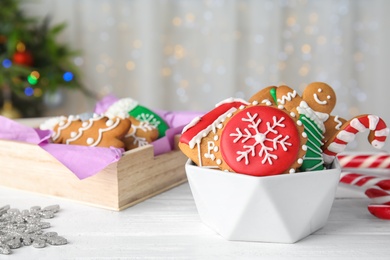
[1,182,390,259]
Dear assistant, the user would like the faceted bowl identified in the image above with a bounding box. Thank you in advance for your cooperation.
[185,159,341,243]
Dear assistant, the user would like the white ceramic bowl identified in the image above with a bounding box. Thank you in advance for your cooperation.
[185,159,341,243]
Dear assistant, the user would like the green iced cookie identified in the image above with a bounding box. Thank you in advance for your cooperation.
[299,114,325,171]
[271,88,325,171]
[129,105,169,138]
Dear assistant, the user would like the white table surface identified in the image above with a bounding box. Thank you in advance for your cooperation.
[1,182,390,260]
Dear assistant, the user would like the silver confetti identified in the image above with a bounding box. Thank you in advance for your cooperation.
[0,204,67,254]
[32,239,46,248]
[43,205,60,213]
[0,244,11,255]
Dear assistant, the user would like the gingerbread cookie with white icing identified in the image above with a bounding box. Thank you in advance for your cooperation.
[299,82,388,165]
[123,116,159,150]
[250,85,326,171]
[248,86,277,106]
[218,104,308,176]
[179,98,308,176]
[179,97,250,169]
[105,97,169,138]
[301,82,345,143]
[50,114,131,149]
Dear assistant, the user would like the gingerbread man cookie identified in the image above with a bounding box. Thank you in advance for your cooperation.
[301,82,346,143]
[300,82,389,164]
[302,82,337,116]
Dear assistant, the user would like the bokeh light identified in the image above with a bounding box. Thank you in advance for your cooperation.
[24,86,34,96]
[2,59,12,68]
[63,72,74,82]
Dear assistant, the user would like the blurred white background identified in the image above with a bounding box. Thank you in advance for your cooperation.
[23,0,390,151]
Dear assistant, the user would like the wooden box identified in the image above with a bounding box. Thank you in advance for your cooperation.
[0,136,187,211]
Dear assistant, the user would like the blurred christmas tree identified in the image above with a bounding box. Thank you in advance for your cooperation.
[0,0,88,118]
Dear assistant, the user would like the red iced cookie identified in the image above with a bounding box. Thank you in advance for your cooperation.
[220,106,302,176]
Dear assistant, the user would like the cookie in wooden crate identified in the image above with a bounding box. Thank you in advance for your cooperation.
[105,97,169,138]
[41,114,131,149]
[122,116,159,150]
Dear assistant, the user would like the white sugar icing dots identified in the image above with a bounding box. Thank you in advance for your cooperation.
[86,138,94,145]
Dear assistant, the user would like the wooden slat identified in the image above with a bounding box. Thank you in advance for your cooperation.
[0,137,187,210]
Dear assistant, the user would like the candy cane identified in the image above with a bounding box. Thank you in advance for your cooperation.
[322,115,389,164]
[365,187,390,205]
[365,188,390,220]
[340,172,390,220]
[337,153,390,169]
[367,204,390,220]
[340,172,390,191]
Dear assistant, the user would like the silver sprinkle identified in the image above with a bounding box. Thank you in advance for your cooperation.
[7,208,20,215]
[45,232,58,237]
[32,239,46,248]
[0,243,11,255]
[43,205,60,213]
[0,205,10,216]
[30,206,41,212]
[40,211,55,219]
[0,204,67,254]
[47,236,67,246]
[21,235,33,246]
[6,238,22,249]
[39,222,51,229]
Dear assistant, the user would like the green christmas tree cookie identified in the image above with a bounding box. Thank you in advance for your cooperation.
[129,105,169,138]
[297,102,325,171]
[270,89,325,171]
[105,98,169,138]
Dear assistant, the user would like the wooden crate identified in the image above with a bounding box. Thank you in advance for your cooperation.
[0,136,187,211]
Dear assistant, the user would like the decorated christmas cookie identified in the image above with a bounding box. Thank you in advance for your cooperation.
[300,82,389,165]
[49,114,131,149]
[179,97,250,168]
[302,82,337,115]
[248,85,277,106]
[301,82,345,143]
[129,105,169,138]
[250,85,326,171]
[123,116,159,150]
[218,104,307,176]
[179,98,307,176]
[181,82,389,175]
[105,97,169,138]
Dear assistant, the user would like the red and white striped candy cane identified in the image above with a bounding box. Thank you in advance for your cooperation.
[365,188,390,220]
[337,153,390,169]
[340,172,390,191]
[367,204,390,220]
[323,115,389,164]
[340,172,390,220]
[365,187,390,205]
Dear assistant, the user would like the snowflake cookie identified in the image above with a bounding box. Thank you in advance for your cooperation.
[179,98,307,176]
